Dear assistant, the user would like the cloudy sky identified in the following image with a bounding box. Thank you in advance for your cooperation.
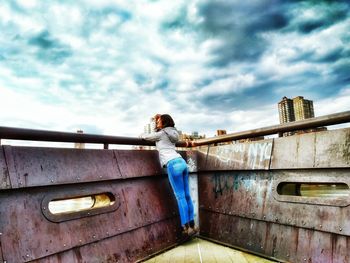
[0,0,349,141]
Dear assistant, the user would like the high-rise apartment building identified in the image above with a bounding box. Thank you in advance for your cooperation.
[144,118,156,134]
[142,118,157,150]
[293,96,314,121]
[278,96,295,124]
[278,96,315,124]
[74,130,85,149]
[278,96,319,137]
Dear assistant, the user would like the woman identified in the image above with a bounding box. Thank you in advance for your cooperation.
[141,114,196,235]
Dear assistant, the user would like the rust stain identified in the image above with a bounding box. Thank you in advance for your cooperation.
[331,234,337,263]
[264,222,271,253]
[294,228,299,256]
[346,237,350,263]
[56,253,62,263]
[121,189,128,215]
[260,179,268,216]
[73,247,83,263]
[272,235,277,257]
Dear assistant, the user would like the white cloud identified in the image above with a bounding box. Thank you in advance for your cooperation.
[16,0,38,9]
[199,74,256,96]
[314,87,350,116]
[0,2,43,33]
[46,4,84,33]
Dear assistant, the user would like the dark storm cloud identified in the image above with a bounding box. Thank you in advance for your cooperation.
[28,31,57,49]
[197,67,342,112]
[294,7,348,34]
[245,12,289,33]
[316,48,348,63]
[28,31,72,64]
[192,0,350,68]
[199,80,278,111]
[331,61,350,84]
[287,47,349,64]
[297,20,325,34]
[196,0,289,67]
[189,0,350,114]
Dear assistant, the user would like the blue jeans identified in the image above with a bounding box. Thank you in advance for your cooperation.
[167,158,194,226]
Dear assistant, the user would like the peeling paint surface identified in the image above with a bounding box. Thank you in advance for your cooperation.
[198,140,273,171]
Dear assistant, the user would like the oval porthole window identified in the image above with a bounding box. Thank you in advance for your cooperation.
[42,192,120,222]
[48,193,115,214]
[277,182,349,198]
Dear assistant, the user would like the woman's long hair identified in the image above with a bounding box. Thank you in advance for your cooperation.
[161,114,175,128]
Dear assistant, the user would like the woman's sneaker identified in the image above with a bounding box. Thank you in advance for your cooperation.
[187,227,198,237]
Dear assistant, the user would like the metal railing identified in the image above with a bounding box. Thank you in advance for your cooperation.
[192,110,350,146]
[0,111,349,148]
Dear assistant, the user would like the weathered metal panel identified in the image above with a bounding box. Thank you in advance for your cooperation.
[197,140,273,171]
[198,171,350,237]
[32,218,181,263]
[271,128,350,169]
[0,177,180,262]
[200,210,350,263]
[1,146,122,188]
[198,171,350,261]
[114,150,163,178]
[315,128,350,167]
[0,147,10,189]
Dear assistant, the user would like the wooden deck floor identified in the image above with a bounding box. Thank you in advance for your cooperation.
[144,238,276,263]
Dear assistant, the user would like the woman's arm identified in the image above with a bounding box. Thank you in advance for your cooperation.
[140,131,162,142]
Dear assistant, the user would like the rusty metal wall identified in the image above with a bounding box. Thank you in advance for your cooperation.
[0,146,168,189]
[0,146,183,263]
[198,128,350,262]
[1,127,349,262]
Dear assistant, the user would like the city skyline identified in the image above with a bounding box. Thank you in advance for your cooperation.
[0,1,349,142]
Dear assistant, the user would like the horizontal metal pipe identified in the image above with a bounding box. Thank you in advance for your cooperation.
[0,126,153,146]
[0,126,190,147]
[0,111,349,147]
[192,110,350,146]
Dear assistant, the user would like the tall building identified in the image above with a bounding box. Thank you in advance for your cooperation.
[278,96,320,137]
[278,96,295,124]
[144,123,151,134]
[74,130,85,149]
[293,96,314,121]
[144,118,156,134]
[216,130,227,136]
[278,96,315,124]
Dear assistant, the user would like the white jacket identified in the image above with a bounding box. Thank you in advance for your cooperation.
[141,127,182,167]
